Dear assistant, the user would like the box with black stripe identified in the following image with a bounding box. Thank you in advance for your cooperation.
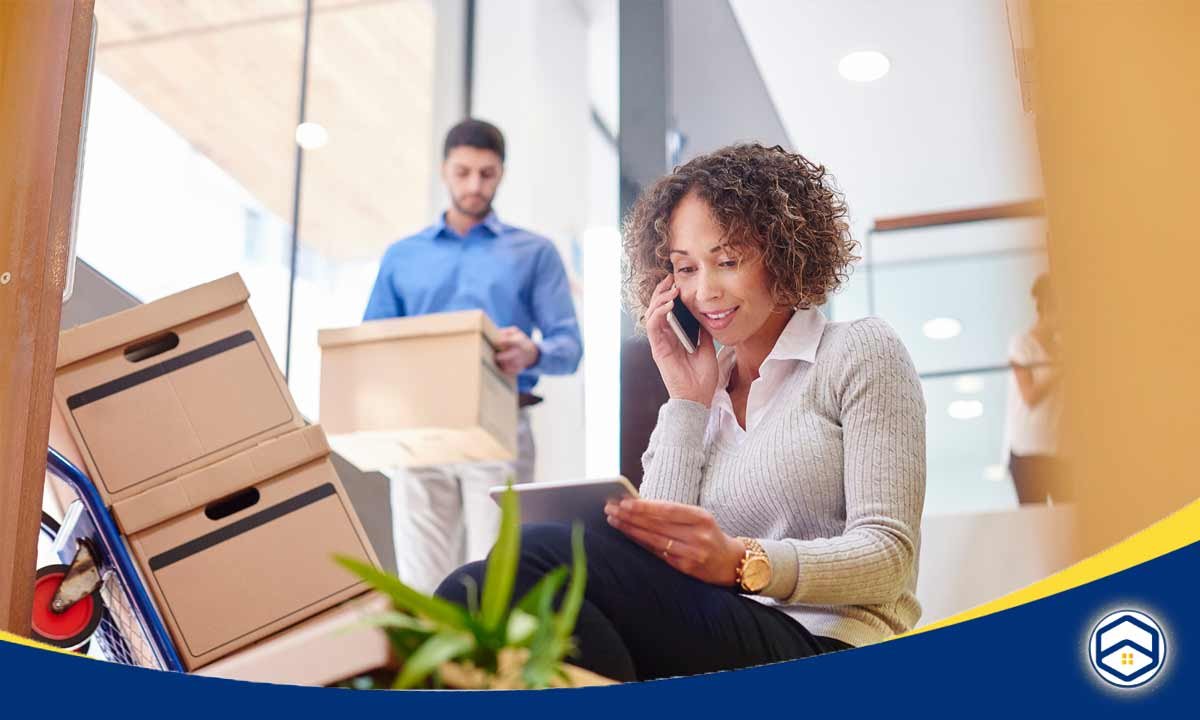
[112,424,379,671]
[53,274,305,504]
[317,310,518,470]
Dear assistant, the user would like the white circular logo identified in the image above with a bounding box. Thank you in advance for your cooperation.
[1088,610,1166,688]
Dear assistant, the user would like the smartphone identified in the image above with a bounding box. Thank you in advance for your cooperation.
[666,296,702,354]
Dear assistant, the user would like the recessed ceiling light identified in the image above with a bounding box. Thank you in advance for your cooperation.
[947,399,983,420]
[295,122,329,150]
[983,464,1007,482]
[923,317,962,340]
[953,375,985,394]
[838,51,890,83]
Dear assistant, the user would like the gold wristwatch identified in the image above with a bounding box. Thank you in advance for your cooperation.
[735,537,772,594]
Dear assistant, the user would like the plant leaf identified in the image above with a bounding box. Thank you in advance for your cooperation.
[352,611,434,633]
[555,522,588,643]
[394,630,476,690]
[523,636,570,688]
[515,566,567,617]
[335,555,471,631]
[555,665,572,687]
[506,608,539,647]
[520,525,588,688]
[459,574,480,617]
[480,482,521,633]
[384,627,433,662]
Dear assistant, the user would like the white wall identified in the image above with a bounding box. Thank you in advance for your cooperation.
[916,505,1078,626]
[473,0,619,484]
[731,0,1043,227]
[668,0,791,161]
[426,0,468,216]
[581,0,621,478]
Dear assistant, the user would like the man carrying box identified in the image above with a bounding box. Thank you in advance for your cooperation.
[363,119,583,592]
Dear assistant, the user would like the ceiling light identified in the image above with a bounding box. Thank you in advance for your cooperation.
[983,464,1007,482]
[838,51,890,83]
[923,317,962,340]
[953,375,985,394]
[295,122,329,150]
[947,400,983,420]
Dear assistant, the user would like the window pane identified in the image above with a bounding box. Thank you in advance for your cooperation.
[923,370,1018,515]
[834,217,1048,374]
[77,0,306,365]
[832,216,1054,515]
[875,250,1048,374]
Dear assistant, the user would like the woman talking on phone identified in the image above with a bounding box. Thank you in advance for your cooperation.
[436,143,926,682]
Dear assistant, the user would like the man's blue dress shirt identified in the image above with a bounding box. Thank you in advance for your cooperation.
[364,211,583,394]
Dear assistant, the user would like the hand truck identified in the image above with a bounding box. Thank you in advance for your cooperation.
[32,449,184,672]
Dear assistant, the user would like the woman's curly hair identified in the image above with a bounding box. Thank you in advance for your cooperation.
[622,143,858,324]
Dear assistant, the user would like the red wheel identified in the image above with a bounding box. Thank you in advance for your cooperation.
[31,564,102,651]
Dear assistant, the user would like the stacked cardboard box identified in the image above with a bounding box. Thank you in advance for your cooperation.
[318,310,518,470]
[52,274,379,671]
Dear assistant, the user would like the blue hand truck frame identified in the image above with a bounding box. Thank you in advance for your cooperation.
[43,448,185,672]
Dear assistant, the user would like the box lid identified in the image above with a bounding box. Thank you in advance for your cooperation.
[57,274,251,369]
[317,309,501,351]
[112,424,330,534]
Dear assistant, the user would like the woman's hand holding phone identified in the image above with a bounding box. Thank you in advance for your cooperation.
[645,275,718,407]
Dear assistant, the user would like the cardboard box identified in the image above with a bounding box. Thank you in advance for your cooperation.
[318,310,517,470]
[53,274,304,504]
[112,425,379,671]
[196,592,392,686]
[45,402,87,518]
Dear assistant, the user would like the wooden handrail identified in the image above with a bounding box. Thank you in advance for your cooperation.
[872,199,1044,233]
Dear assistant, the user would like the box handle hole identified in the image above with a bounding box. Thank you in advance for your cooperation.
[205,488,260,521]
[124,332,180,363]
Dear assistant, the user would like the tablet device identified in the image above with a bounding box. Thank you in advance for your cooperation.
[488,477,639,526]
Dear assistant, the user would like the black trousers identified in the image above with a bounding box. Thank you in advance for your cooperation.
[434,522,851,682]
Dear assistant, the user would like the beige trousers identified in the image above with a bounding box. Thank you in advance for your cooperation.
[384,410,534,593]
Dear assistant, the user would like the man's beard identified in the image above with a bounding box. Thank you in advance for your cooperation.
[451,194,493,219]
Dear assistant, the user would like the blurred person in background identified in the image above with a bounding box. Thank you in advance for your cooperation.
[363,118,582,591]
[1006,272,1068,504]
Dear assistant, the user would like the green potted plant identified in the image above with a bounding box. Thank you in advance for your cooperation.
[336,484,609,689]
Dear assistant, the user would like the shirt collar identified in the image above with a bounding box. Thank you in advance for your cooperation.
[434,210,503,239]
[715,306,827,383]
[715,345,736,392]
[765,307,827,364]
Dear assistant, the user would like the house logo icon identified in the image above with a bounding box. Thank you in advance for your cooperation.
[1088,610,1166,688]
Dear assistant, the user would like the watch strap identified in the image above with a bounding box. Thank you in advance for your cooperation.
[735,537,769,593]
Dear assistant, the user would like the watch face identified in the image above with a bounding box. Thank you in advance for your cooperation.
[743,557,771,592]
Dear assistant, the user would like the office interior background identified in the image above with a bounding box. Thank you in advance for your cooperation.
[54,0,1055,625]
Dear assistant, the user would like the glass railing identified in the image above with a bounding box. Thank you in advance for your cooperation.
[833,213,1062,516]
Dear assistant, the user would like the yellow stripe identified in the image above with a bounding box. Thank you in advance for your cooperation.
[0,629,83,657]
[901,496,1200,638]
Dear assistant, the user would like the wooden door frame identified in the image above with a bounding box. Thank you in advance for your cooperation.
[0,0,96,636]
